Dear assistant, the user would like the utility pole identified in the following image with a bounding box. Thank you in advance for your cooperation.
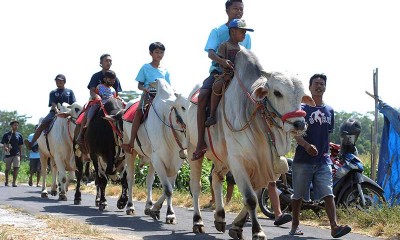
[371,68,379,181]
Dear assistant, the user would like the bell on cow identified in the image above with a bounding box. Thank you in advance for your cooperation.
[179,149,187,159]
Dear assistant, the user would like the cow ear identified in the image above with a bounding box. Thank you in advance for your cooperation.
[302,95,316,107]
[261,70,272,80]
[251,86,269,101]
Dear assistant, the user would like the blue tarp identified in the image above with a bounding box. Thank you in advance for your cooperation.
[377,102,400,205]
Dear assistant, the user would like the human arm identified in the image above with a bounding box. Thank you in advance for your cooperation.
[294,135,318,157]
[137,82,149,93]
[90,87,101,100]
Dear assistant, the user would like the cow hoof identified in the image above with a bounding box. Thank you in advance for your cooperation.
[193,224,205,234]
[74,199,81,205]
[117,199,127,210]
[58,194,67,201]
[126,209,135,215]
[99,203,107,211]
[150,210,160,220]
[144,208,151,216]
[214,221,226,233]
[229,228,244,240]
[95,199,100,207]
[165,215,176,224]
[51,190,57,196]
[252,231,266,240]
[41,192,48,198]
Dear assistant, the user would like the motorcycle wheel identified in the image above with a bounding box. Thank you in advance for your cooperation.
[342,183,386,211]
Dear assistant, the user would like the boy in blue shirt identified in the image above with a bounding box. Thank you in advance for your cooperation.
[122,42,171,154]
[192,0,251,161]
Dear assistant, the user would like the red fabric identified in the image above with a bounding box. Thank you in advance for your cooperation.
[76,111,85,125]
[123,101,139,123]
[190,88,201,105]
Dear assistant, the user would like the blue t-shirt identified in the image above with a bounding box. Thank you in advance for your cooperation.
[204,23,252,73]
[1,131,23,157]
[294,104,335,165]
[87,71,122,92]
[28,133,40,159]
[135,63,171,88]
[49,88,76,107]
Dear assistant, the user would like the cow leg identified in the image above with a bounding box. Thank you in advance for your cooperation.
[189,155,205,233]
[228,207,248,240]
[230,169,266,240]
[144,161,155,215]
[149,159,170,222]
[40,156,49,198]
[212,168,226,233]
[91,155,101,207]
[117,170,128,210]
[56,160,68,201]
[50,160,58,196]
[165,175,178,224]
[98,175,108,211]
[74,156,83,205]
[125,152,136,215]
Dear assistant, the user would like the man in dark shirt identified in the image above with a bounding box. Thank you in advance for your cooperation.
[1,120,24,187]
[77,54,122,145]
[25,74,76,149]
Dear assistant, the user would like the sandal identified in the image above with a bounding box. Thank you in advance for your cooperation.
[205,116,217,127]
[331,225,351,238]
[121,144,134,154]
[191,148,207,161]
[289,227,304,235]
[274,213,292,226]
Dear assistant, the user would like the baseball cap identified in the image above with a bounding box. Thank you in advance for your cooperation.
[228,19,254,32]
[55,74,66,81]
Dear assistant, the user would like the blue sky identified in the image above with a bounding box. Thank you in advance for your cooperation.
[1,0,399,124]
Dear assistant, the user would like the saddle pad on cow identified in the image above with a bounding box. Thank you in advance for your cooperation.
[190,88,200,105]
[123,101,140,123]
[43,117,58,135]
[76,111,85,125]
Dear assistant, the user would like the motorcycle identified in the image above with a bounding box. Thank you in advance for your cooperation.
[258,119,386,218]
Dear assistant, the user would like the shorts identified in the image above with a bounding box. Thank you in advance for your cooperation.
[4,156,21,170]
[42,110,56,124]
[291,162,333,201]
[201,70,219,90]
[29,158,41,172]
[138,92,153,111]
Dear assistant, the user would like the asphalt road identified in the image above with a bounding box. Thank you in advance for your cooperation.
[0,183,379,240]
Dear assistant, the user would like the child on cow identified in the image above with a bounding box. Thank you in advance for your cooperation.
[121,42,171,154]
[192,0,252,161]
[204,18,254,127]
[77,70,121,142]
[25,74,76,150]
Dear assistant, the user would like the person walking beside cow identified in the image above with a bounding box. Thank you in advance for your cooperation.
[121,41,171,154]
[25,74,76,149]
[1,120,23,187]
[290,73,351,238]
[27,125,41,187]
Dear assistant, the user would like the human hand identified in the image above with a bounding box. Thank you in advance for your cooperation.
[305,144,318,156]
[222,60,234,69]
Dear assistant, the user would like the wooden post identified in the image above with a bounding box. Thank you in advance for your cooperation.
[371,68,379,181]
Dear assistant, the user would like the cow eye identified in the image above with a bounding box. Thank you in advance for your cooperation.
[181,106,186,111]
[274,91,282,98]
[74,107,80,113]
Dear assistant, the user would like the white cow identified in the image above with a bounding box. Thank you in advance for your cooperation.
[184,49,315,239]
[37,102,83,200]
[123,79,187,223]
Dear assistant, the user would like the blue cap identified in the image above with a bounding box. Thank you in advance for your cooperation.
[228,19,254,32]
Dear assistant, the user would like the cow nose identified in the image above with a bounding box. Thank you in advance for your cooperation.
[293,120,306,130]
